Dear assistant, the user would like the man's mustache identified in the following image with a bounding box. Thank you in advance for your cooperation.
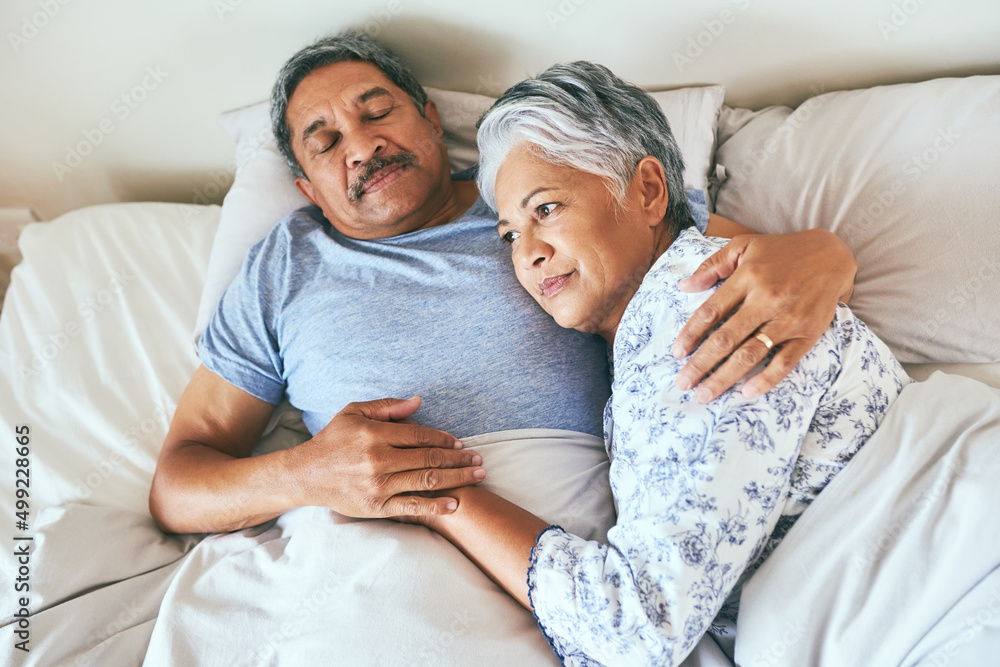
[349,152,417,202]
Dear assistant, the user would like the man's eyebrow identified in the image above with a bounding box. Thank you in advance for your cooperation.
[358,86,392,104]
[301,118,327,145]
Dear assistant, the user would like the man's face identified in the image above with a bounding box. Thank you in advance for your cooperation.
[287,60,452,239]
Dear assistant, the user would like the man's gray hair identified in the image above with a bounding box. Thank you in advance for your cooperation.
[476,61,694,235]
[270,29,428,179]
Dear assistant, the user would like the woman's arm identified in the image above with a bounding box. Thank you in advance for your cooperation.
[422,486,545,608]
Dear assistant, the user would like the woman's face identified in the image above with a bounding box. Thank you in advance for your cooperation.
[494,144,660,343]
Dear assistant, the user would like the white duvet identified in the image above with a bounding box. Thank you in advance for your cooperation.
[2,204,1000,666]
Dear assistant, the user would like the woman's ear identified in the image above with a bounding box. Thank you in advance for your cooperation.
[634,156,669,228]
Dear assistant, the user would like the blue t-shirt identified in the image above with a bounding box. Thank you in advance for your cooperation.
[199,186,710,439]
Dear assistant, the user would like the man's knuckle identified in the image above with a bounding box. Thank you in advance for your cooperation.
[369,471,388,490]
[698,302,721,324]
[685,355,709,374]
[764,284,791,304]
[774,354,796,374]
[425,448,444,468]
[362,496,383,515]
[421,469,440,490]
[734,346,760,367]
[709,328,736,352]
[407,422,426,444]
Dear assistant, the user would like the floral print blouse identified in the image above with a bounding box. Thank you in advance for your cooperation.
[527,228,909,666]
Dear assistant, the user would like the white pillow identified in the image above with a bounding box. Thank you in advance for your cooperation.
[0,203,220,521]
[714,76,1000,364]
[192,84,726,342]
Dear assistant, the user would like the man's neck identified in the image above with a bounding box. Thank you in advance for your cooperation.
[420,178,480,229]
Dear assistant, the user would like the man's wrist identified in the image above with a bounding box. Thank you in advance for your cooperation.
[277,442,312,510]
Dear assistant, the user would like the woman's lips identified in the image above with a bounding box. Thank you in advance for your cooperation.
[361,163,407,195]
[539,272,573,299]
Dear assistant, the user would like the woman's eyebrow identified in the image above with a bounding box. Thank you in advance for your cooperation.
[519,187,554,209]
[496,187,555,231]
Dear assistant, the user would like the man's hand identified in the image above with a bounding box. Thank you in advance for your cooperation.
[150,365,484,534]
[290,396,485,519]
[672,228,856,402]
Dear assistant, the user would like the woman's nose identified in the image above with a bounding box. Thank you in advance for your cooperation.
[515,231,552,271]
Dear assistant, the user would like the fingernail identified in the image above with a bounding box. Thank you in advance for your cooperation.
[676,375,693,391]
[672,343,686,359]
[446,500,457,511]
[695,387,712,403]
[471,454,482,466]
[742,384,760,399]
[473,468,486,480]
[453,439,463,449]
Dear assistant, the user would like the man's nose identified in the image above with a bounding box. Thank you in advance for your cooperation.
[345,127,387,168]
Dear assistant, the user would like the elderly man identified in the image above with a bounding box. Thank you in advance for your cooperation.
[148,31,856,534]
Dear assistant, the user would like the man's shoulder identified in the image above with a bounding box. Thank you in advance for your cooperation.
[245,204,326,263]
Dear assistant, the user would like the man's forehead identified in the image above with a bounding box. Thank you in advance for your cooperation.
[291,61,403,113]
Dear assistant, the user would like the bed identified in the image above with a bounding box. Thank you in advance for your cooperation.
[2,66,999,665]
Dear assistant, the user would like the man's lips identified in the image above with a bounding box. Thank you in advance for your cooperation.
[539,272,574,299]
[361,162,407,195]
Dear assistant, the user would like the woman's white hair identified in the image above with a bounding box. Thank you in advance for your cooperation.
[476,61,694,235]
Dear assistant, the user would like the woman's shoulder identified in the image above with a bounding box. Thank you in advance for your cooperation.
[614,228,726,364]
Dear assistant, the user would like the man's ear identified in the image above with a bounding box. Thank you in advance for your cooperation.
[423,99,445,140]
[295,176,320,207]
[634,156,669,227]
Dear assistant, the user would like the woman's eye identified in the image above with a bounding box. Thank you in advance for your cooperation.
[536,203,558,218]
[501,230,520,245]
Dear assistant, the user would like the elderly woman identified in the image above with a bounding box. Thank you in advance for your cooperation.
[411,61,909,666]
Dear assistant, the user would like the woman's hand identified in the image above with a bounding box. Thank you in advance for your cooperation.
[672,228,856,402]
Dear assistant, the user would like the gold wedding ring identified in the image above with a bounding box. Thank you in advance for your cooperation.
[754,332,774,350]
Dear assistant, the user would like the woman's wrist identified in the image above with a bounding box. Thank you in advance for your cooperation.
[420,486,478,532]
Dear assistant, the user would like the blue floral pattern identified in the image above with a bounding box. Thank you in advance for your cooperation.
[527,228,909,666]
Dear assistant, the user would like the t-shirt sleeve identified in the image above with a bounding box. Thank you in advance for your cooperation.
[198,231,287,405]
[684,189,710,234]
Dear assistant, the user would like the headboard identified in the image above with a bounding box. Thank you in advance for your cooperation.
[1,0,998,220]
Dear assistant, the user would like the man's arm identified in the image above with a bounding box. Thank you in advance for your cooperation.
[679,215,856,403]
[149,365,484,534]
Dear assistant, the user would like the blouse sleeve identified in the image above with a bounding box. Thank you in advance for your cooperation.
[527,262,844,665]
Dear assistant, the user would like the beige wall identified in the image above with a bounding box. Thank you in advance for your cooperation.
[2,0,998,220]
